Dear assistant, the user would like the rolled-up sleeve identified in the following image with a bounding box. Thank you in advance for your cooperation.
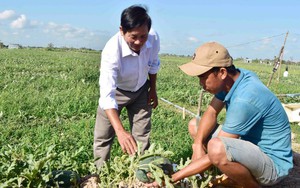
[99,47,119,110]
[148,29,160,74]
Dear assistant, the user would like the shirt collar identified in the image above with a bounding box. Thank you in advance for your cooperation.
[121,36,152,57]
[224,68,244,102]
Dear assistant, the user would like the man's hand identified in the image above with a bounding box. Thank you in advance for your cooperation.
[144,181,161,188]
[105,109,137,155]
[148,88,158,109]
[116,130,137,155]
[148,74,158,109]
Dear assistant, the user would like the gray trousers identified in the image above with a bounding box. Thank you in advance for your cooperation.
[93,81,152,168]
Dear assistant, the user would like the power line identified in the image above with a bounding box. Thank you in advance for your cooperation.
[226,33,286,48]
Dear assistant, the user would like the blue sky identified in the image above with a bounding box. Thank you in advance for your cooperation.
[1,0,299,61]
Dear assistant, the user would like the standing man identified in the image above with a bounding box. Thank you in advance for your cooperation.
[94,5,160,168]
[146,42,293,188]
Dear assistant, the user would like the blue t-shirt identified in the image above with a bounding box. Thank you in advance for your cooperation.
[216,68,293,177]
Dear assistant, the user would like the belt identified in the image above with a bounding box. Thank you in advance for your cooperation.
[117,81,149,93]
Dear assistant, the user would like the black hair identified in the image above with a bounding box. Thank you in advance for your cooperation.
[120,5,152,34]
[211,65,238,76]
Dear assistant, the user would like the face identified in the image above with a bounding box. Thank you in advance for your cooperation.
[120,24,149,53]
[197,69,224,94]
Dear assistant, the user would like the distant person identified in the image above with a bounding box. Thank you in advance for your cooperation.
[146,42,292,188]
[93,5,160,168]
[283,65,289,77]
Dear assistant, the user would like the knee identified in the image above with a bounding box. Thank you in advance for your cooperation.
[207,138,227,166]
[188,118,197,140]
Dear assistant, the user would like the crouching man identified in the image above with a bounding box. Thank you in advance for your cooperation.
[146,42,293,188]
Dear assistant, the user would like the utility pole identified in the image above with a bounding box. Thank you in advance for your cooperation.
[277,31,289,82]
[267,31,289,87]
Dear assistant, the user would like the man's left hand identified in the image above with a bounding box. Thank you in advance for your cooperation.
[148,89,158,109]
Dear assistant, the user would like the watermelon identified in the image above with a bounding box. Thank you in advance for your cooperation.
[47,170,80,187]
[136,156,173,183]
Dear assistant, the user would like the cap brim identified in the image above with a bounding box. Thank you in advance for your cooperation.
[179,62,213,76]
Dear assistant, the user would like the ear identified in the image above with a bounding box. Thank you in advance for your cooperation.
[219,68,228,80]
[119,26,124,36]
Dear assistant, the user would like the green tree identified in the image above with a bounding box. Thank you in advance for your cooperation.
[46,43,54,51]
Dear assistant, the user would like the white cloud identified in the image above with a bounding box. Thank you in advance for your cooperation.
[10,14,27,29]
[7,13,40,29]
[187,36,199,43]
[291,37,298,43]
[44,22,94,39]
[262,38,272,45]
[30,20,40,27]
[1,11,108,50]
[252,37,274,52]
[0,10,15,20]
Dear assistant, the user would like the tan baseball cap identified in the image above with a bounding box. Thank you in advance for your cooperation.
[179,42,233,76]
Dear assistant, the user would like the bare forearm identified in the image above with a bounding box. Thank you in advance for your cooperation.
[148,73,157,90]
[148,73,158,108]
[194,97,224,145]
[105,108,137,154]
[105,109,124,134]
[194,109,218,145]
[172,155,212,182]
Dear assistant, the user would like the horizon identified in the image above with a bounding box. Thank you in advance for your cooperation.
[1,0,299,61]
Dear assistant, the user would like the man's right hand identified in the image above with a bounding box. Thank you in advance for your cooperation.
[105,108,138,155]
[116,130,137,155]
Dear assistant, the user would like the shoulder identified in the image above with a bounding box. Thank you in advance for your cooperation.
[148,28,160,42]
[103,32,122,54]
[239,68,259,80]
[232,69,276,108]
[106,32,122,46]
[235,68,265,93]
